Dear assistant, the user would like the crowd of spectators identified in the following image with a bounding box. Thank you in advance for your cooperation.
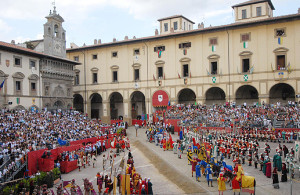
[0,109,116,183]
[164,103,300,129]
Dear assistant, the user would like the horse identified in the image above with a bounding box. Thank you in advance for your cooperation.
[223,169,235,187]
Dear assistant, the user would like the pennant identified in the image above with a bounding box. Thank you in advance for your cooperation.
[63,181,72,188]
[212,45,216,52]
[153,74,156,81]
[183,49,187,55]
[158,50,162,58]
[278,37,282,45]
[16,97,20,105]
[243,41,248,49]
[168,101,171,106]
[194,101,197,105]
[178,72,181,78]
[0,79,5,91]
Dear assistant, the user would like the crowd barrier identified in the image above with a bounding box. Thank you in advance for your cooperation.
[110,120,123,125]
[132,119,146,126]
[60,160,77,173]
[28,134,118,175]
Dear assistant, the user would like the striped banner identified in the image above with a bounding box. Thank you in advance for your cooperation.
[278,37,282,45]
[212,45,216,52]
[243,41,248,48]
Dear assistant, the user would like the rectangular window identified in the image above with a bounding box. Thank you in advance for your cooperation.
[211,62,218,75]
[112,52,118,57]
[74,56,79,61]
[174,22,178,30]
[164,23,168,32]
[14,57,21,66]
[158,67,163,78]
[134,49,140,55]
[113,71,118,82]
[209,38,218,46]
[93,73,98,83]
[275,29,285,37]
[134,69,140,81]
[277,55,286,70]
[31,83,36,91]
[179,42,191,49]
[16,81,21,91]
[242,58,250,72]
[242,9,247,19]
[241,33,250,42]
[92,54,97,60]
[256,7,262,17]
[75,73,80,85]
[183,64,189,77]
[154,46,165,52]
[30,60,36,69]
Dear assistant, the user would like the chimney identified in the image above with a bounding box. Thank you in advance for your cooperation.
[94,39,97,45]
[133,36,136,39]
[98,39,101,44]
[83,43,86,46]
[11,40,15,44]
[198,22,204,29]
[124,36,128,40]
[155,29,159,36]
[170,28,174,33]
[113,38,116,42]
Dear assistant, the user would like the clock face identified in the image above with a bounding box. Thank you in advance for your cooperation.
[54,41,61,53]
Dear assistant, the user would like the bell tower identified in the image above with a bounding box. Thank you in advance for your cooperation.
[43,4,66,58]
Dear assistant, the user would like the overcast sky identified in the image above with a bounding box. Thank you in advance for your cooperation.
[0,0,298,48]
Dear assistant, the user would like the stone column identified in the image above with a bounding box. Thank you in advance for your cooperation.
[259,94,269,105]
[123,99,131,125]
[102,100,110,124]
[86,99,91,118]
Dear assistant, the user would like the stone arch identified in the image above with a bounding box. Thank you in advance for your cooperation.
[269,83,295,104]
[205,87,226,105]
[130,91,146,119]
[53,100,64,109]
[235,85,259,105]
[73,94,84,112]
[90,93,102,119]
[109,92,124,120]
[177,88,196,104]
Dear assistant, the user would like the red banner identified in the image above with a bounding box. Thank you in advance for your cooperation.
[152,90,169,107]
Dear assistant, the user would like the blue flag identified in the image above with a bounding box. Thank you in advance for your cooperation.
[58,138,67,146]
[0,79,5,90]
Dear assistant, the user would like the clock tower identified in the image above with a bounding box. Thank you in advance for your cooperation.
[43,5,66,58]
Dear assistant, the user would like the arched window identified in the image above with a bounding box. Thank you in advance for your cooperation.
[54,24,59,37]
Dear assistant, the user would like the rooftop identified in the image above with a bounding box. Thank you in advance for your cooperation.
[232,0,275,10]
[0,41,80,65]
[67,12,300,52]
[157,15,195,24]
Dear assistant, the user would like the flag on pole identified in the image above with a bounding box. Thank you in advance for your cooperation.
[243,41,248,49]
[212,45,216,52]
[153,74,156,81]
[178,72,181,78]
[0,79,5,91]
[189,72,192,78]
